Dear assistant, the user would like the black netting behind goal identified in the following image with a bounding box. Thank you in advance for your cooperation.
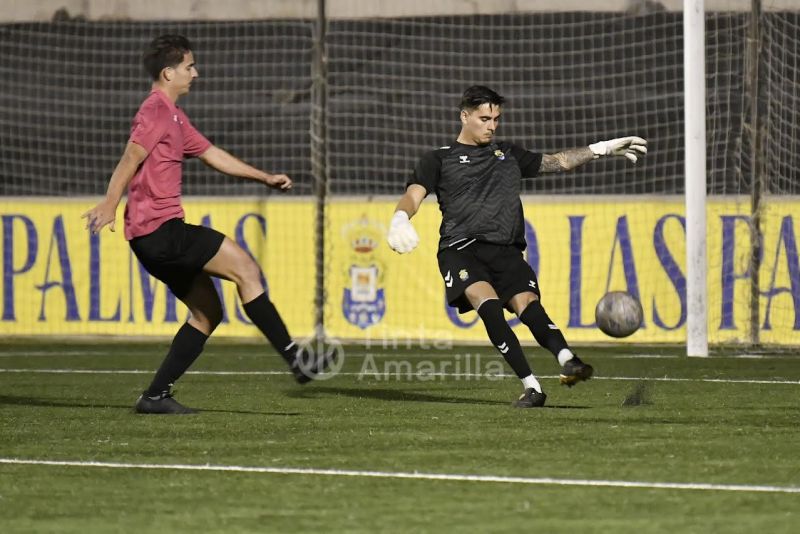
[1,13,781,197]
[0,20,315,196]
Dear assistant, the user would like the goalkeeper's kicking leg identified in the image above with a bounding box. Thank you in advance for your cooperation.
[465,282,546,408]
[203,237,333,384]
[508,292,593,387]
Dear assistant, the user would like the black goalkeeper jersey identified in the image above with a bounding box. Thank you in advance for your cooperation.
[408,140,543,251]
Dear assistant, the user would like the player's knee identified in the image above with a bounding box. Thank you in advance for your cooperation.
[227,262,265,304]
[190,301,223,333]
[513,293,540,315]
[189,314,219,336]
[236,258,263,288]
[194,310,221,333]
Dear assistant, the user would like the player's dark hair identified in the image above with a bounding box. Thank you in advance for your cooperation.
[460,85,505,110]
[142,34,193,81]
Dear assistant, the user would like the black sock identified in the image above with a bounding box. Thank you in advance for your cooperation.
[146,323,208,396]
[477,299,532,379]
[519,300,569,359]
[242,292,296,364]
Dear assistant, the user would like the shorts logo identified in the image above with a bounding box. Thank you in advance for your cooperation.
[459,269,469,281]
[459,155,471,164]
[444,270,454,288]
[494,149,505,160]
[529,280,536,288]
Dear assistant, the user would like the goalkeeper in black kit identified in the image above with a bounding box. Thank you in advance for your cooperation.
[387,86,647,408]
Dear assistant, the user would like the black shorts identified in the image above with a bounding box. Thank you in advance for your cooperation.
[437,242,541,314]
[129,218,225,299]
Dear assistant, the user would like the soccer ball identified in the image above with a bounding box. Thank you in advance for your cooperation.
[595,291,643,338]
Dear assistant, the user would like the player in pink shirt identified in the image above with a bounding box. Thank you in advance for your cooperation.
[83,35,331,414]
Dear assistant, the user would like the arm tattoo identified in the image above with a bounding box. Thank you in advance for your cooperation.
[539,147,595,173]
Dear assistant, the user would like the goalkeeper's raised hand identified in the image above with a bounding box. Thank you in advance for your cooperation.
[589,136,648,163]
[387,211,419,254]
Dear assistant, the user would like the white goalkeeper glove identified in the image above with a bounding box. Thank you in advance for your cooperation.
[589,136,648,163]
[387,211,419,254]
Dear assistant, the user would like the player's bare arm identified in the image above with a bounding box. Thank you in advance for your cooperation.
[395,184,427,218]
[539,136,648,174]
[82,141,148,234]
[199,145,292,191]
[539,148,595,173]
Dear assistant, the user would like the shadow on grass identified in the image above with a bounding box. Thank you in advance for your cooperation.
[0,395,301,416]
[288,386,591,409]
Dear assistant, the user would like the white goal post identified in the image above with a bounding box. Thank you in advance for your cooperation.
[684,0,709,356]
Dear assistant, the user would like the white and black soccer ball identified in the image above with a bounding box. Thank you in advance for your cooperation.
[595,291,643,338]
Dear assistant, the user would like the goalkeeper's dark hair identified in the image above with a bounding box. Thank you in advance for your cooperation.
[460,85,505,111]
[143,35,193,81]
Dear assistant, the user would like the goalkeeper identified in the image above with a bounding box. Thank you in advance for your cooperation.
[387,85,646,408]
[82,35,330,414]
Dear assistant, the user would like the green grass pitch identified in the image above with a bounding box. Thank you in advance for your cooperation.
[0,339,798,533]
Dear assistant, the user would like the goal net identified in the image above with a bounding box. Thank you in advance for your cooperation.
[322,5,797,348]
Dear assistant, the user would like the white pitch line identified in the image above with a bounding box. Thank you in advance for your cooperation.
[0,368,282,375]
[0,458,797,494]
[606,354,679,359]
[0,349,783,361]
[0,353,157,358]
[0,350,153,358]
[0,368,797,385]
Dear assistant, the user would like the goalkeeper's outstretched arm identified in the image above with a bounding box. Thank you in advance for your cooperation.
[387,184,427,254]
[539,136,647,173]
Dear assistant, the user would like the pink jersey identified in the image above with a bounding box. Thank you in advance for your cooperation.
[124,89,211,240]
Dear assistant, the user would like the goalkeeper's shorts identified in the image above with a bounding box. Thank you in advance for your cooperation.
[436,241,541,314]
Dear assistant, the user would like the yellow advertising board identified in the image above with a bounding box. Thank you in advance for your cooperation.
[0,199,314,337]
[326,196,800,345]
[1,197,798,345]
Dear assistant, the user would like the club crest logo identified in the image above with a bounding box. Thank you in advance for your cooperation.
[342,216,386,329]
[494,149,505,160]
[459,269,469,281]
